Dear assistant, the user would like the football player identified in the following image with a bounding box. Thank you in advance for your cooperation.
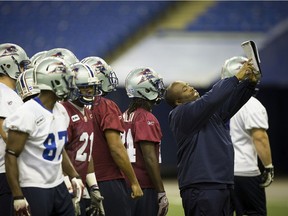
[122,67,169,216]
[44,47,79,65]
[0,43,30,216]
[30,50,47,66]
[4,57,83,215]
[15,68,40,102]
[61,62,105,216]
[221,56,273,216]
[81,56,143,216]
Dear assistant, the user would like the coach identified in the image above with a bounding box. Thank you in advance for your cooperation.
[164,58,260,216]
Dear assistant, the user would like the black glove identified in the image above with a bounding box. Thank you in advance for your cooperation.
[260,165,274,187]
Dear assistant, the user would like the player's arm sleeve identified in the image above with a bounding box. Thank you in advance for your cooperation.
[101,113,124,133]
[134,118,162,143]
[3,110,35,135]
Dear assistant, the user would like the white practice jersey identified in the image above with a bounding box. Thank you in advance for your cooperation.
[230,97,268,176]
[0,83,23,173]
[3,98,70,188]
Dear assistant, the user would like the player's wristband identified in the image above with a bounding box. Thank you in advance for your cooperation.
[265,164,273,168]
[5,149,19,157]
[64,175,73,194]
[90,185,99,191]
[158,192,166,199]
[86,172,98,188]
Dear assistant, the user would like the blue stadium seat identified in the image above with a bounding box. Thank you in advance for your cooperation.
[186,1,288,32]
[0,1,172,58]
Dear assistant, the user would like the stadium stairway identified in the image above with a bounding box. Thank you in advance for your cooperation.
[158,1,216,30]
[112,1,215,61]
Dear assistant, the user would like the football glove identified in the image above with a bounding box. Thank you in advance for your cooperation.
[86,186,105,216]
[14,196,31,216]
[260,164,274,187]
[72,197,81,216]
[71,176,84,203]
[157,192,169,216]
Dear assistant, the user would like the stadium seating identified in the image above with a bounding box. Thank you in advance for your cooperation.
[1,1,287,58]
[0,1,173,58]
[186,1,288,32]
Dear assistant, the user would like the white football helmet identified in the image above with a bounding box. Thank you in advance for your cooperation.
[34,57,77,100]
[0,43,31,79]
[125,67,165,102]
[70,62,101,105]
[44,48,79,65]
[30,50,47,66]
[221,56,248,79]
[81,56,118,93]
[16,68,40,102]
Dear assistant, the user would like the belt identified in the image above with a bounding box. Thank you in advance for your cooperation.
[181,183,234,191]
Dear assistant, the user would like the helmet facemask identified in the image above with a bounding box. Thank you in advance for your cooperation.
[75,84,101,105]
[81,56,118,94]
[106,69,119,91]
[70,62,102,105]
[55,73,77,100]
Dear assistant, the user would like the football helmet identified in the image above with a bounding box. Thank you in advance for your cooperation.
[221,56,248,79]
[70,62,101,105]
[44,48,79,65]
[0,43,31,79]
[30,50,47,66]
[125,67,165,102]
[34,57,77,100]
[16,68,40,102]
[81,56,118,93]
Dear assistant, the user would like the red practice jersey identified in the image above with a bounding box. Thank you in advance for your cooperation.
[62,101,94,183]
[91,97,125,181]
[122,108,162,188]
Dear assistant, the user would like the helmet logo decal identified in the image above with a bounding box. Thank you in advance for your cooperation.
[0,45,19,57]
[73,67,80,73]
[92,61,105,75]
[73,67,80,81]
[138,69,155,84]
[94,61,103,67]
[46,62,67,74]
[51,52,64,59]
